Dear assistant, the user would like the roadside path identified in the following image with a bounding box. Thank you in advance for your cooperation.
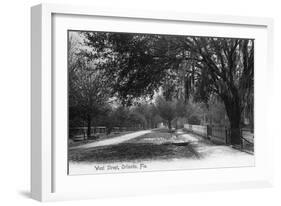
[178,131,254,164]
[70,130,152,149]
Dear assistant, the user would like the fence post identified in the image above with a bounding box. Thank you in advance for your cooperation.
[225,127,228,145]
[84,128,86,140]
[207,125,212,140]
[240,129,243,149]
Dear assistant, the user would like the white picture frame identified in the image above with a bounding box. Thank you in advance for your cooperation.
[31,3,274,202]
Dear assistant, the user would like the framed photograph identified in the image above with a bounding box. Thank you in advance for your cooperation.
[31,3,274,201]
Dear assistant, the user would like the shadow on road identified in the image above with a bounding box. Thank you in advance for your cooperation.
[69,141,200,163]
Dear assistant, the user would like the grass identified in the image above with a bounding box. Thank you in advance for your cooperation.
[128,131,173,143]
[69,142,198,163]
[152,127,176,133]
[69,129,200,163]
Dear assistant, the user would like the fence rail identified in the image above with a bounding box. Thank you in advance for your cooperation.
[190,125,208,137]
[69,126,107,140]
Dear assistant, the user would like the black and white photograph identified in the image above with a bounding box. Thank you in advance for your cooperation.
[68,30,254,175]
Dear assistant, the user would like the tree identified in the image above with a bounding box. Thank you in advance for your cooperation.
[133,102,160,129]
[182,37,254,144]
[128,111,147,130]
[155,96,177,131]
[68,32,111,138]
[84,32,179,105]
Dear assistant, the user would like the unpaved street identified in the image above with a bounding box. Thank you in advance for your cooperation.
[69,129,254,175]
[70,130,152,150]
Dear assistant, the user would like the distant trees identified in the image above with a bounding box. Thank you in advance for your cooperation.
[154,96,204,130]
[133,102,162,129]
[102,105,158,131]
[128,111,147,129]
[155,96,177,131]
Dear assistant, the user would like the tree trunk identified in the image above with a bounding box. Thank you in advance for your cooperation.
[249,104,254,133]
[86,114,91,139]
[229,115,242,145]
[167,120,172,131]
[223,96,242,146]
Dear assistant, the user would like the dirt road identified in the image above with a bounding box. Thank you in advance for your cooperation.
[70,130,152,150]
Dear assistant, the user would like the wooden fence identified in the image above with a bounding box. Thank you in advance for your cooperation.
[209,125,230,144]
[183,124,254,152]
[184,124,208,137]
[69,126,107,140]
[69,126,142,140]
[184,124,229,144]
